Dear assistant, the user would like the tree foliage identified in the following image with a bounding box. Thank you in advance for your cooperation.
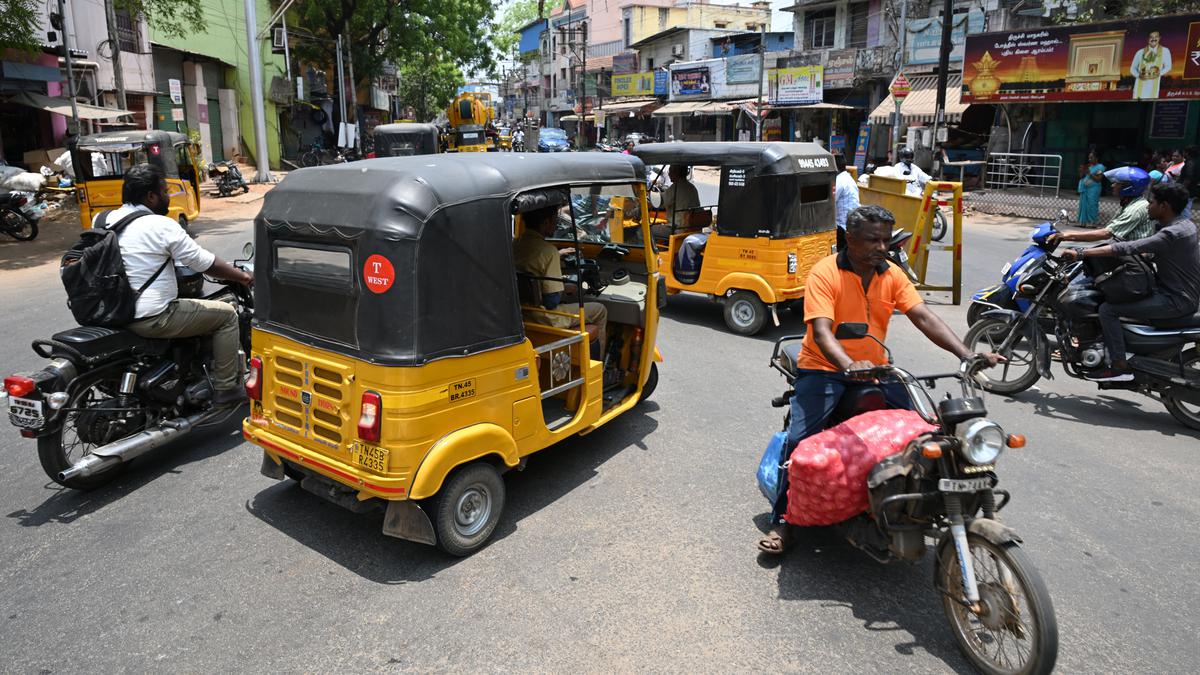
[0,0,202,53]
[397,56,464,122]
[493,0,562,60]
[291,0,497,93]
[1052,0,1196,24]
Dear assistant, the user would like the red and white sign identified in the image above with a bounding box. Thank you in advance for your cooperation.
[363,254,395,294]
[890,72,911,99]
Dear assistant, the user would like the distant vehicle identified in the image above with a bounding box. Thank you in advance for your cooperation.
[538,128,571,153]
[623,132,652,146]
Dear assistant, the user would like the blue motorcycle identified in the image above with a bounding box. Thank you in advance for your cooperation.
[966,210,1068,326]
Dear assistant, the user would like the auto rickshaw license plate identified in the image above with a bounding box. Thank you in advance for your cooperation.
[351,442,389,473]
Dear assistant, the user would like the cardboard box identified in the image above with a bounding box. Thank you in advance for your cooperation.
[22,147,66,173]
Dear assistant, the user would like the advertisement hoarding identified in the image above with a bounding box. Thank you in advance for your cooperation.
[671,67,711,97]
[726,54,761,84]
[906,11,985,66]
[612,72,656,97]
[768,66,824,105]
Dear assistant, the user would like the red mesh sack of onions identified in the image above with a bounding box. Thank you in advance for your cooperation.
[783,409,937,526]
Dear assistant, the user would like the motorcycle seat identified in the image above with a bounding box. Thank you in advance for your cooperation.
[50,326,165,361]
[1148,310,1200,330]
[779,342,803,377]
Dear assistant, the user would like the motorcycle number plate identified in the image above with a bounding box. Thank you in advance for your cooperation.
[8,397,44,428]
[897,250,909,263]
[938,477,994,493]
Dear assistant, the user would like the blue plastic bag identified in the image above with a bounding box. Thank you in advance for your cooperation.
[756,431,790,504]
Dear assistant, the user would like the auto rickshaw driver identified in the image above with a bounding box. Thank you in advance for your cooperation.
[513,205,609,349]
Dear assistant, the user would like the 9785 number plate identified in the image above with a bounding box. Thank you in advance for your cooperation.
[938,477,994,493]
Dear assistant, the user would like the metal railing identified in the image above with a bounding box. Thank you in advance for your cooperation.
[984,153,1063,197]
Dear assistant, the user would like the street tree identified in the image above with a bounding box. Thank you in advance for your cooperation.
[1057,0,1197,23]
[0,0,203,52]
[397,56,465,123]
[493,0,562,60]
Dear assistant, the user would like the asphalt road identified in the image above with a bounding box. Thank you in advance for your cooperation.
[0,185,1197,673]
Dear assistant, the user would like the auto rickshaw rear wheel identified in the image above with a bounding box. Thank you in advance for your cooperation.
[431,461,506,557]
[724,290,766,335]
[639,362,659,403]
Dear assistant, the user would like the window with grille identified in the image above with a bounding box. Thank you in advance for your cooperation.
[805,9,836,50]
[114,9,141,53]
[847,2,869,48]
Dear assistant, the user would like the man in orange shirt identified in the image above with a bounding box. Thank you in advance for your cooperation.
[758,205,1002,554]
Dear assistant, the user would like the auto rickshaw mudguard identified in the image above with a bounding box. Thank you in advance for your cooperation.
[654,346,664,362]
[714,273,776,304]
[409,423,521,500]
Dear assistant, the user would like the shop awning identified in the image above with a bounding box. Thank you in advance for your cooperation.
[3,90,134,120]
[559,113,595,122]
[652,101,710,116]
[597,98,660,116]
[868,75,967,124]
[772,102,859,111]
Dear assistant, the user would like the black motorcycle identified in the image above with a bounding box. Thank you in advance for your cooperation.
[206,161,250,197]
[963,236,1200,431]
[0,191,38,240]
[2,244,255,489]
[771,326,1058,674]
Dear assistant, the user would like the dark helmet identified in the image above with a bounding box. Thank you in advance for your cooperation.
[898,147,914,162]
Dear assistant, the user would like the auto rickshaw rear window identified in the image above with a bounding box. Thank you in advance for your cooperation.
[274,242,352,289]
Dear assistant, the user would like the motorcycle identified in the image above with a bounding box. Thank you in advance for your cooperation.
[770,327,1058,674]
[1,244,256,490]
[967,211,1069,326]
[0,191,38,240]
[963,235,1200,430]
[206,161,250,197]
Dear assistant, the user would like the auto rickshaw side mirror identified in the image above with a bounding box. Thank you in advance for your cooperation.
[834,322,869,340]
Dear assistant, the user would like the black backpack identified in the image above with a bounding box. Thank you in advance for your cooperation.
[60,210,170,327]
[1086,253,1156,304]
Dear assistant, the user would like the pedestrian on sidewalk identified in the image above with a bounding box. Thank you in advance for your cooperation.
[1077,150,1105,227]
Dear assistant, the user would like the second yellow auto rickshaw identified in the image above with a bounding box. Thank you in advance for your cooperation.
[632,142,838,335]
[243,152,664,556]
[71,130,203,230]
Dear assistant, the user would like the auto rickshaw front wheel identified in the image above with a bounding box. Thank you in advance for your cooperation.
[430,461,506,557]
[724,290,766,335]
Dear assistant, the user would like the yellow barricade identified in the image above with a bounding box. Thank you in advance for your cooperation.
[859,175,963,305]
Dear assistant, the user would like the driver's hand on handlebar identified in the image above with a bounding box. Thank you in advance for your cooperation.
[1060,247,1083,262]
[237,270,254,287]
[845,360,877,380]
[558,247,576,256]
[974,352,1006,368]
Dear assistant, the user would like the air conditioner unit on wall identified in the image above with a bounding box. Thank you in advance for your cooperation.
[671,44,684,56]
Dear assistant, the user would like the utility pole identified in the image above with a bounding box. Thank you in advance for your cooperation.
[243,0,273,181]
[581,20,587,150]
[103,0,127,112]
[346,40,358,149]
[893,0,908,158]
[932,0,953,174]
[56,0,81,134]
[335,34,346,147]
[755,22,766,141]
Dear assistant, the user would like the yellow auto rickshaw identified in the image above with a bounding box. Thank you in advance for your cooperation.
[244,152,664,556]
[371,122,440,157]
[632,142,838,335]
[71,130,203,230]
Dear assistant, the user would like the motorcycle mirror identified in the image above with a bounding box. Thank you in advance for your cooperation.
[834,322,869,340]
[242,242,255,259]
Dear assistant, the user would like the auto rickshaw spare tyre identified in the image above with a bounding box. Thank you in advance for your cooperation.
[724,290,767,335]
[639,362,659,403]
[431,461,506,557]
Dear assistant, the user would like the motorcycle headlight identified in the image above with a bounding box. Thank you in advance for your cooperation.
[956,418,1005,465]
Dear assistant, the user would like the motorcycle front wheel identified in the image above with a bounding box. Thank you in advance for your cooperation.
[964,317,1041,395]
[932,208,948,242]
[937,535,1058,675]
[2,207,38,241]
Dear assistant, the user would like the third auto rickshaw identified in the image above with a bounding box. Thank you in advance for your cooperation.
[71,130,203,230]
[243,152,664,556]
[632,142,838,335]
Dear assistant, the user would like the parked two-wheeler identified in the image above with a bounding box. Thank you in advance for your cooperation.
[963,235,1200,430]
[206,161,250,197]
[0,191,38,240]
[967,211,1070,326]
[770,327,1058,674]
[1,244,256,489]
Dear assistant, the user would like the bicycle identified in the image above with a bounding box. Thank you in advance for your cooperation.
[299,138,339,167]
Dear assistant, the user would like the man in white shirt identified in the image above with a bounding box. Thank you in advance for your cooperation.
[893,147,931,197]
[833,153,860,251]
[95,164,253,406]
[653,164,701,240]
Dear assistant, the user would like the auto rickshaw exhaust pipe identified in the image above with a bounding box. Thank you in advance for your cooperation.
[57,409,222,482]
[770,304,781,327]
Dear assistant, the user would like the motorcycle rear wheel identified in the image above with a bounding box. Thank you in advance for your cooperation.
[932,208,948,242]
[938,535,1058,675]
[964,317,1040,395]
[38,373,129,490]
[2,207,38,241]
[1163,348,1200,431]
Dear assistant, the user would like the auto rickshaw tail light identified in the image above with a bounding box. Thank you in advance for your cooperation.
[358,391,382,442]
[245,357,263,401]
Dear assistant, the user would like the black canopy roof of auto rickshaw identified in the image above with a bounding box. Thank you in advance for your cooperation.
[631,141,834,176]
[372,123,440,156]
[253,152,648,366]
[75,129,188,151]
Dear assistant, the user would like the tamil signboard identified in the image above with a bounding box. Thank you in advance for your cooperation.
[613,72,656,97]
[671,67,711,97]
[768,66,824,105]
[726,54,761,84]
[654,70,669,96]
[824,49,857,89]
[961,14,1200,103]
[612,53,638,75]
[168,78,183,105]
[906,11,985,66]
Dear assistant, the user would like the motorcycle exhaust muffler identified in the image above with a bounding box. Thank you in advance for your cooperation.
[57,409,221,482]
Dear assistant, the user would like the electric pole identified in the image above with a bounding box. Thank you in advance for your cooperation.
[103,0,128,112]
[243,0,273,181]
[755,22,766,141]
[932,0,953,172]
[893,0,908,158]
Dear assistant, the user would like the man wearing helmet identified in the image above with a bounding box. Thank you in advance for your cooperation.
[1052,167,1156,245]
[892,147,931,197]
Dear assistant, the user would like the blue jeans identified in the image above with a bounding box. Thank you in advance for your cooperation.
[771,369,912,524]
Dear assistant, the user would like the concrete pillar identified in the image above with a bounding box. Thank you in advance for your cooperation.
[183,60,213,162]
[218,88,239,161]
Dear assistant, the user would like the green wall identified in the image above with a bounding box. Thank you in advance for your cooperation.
[150,0,287,168]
